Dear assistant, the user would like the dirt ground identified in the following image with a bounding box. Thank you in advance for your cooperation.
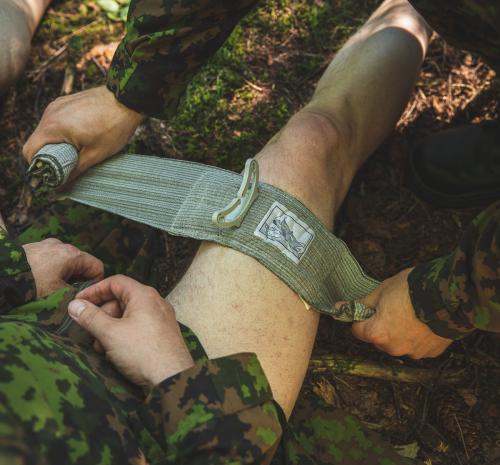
[0,1,499,464]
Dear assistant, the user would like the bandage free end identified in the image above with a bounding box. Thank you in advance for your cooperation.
[27,144,79,190]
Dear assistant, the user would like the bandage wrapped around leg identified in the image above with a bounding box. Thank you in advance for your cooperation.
[28,144,379,321]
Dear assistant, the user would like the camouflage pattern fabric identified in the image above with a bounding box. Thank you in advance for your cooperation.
[409,0,500,72]
[107,0,260,119]
[16,199,164,285]
[409,200,500,339]
[0,229,35,312]
[0,200,415,464]
[0,201,283,464]
[275,390,415,465]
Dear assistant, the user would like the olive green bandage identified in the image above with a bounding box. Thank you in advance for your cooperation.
[29,144,379,321]
[27,144,79,189]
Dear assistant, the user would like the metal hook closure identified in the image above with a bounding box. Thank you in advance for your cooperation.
[212,159,259,228]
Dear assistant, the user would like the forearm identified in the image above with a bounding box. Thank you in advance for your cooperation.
[71,277,282,462]
[409,201,500,338]
[107,0,260,119]
[140,353,282,464]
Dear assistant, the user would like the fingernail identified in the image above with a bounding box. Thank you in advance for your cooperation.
[68,300,87,318]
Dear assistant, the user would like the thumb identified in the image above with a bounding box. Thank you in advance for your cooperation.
[22,120,62,163]
[68,299,113,343]
[350,287,386,344]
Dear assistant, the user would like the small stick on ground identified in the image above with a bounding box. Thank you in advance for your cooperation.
[309,354,468,386]
[27,44,68,81]
[454,414,470,462]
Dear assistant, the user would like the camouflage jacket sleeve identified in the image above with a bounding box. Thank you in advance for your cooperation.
[408,201,500,339]
[0,229,36,313]
[106,0,260,119]
[138,352,283,464]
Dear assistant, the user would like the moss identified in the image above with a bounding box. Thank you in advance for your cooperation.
[167,0,376,170]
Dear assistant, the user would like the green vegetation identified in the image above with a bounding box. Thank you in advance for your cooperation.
[167,0,378,170]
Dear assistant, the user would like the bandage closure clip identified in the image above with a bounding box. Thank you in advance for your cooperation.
[212,159,259,229]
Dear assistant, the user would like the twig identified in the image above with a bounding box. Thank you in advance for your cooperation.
[360,420,383,431]
[244,79,265,92]
[309,354,468,385]
[92,57,108,77]
[61,67,75,95]
[454,414,469,462]
[447,73,453,108]
[55,19,101,46]
[398,99,418,127]
[392,383,402,422]
[27,44,69,81]
[330,372,354,391]
[459,80,490,111]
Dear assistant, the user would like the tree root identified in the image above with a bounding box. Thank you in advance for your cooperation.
[309,354,469,385]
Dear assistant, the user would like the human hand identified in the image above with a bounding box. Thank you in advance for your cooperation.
[68,275,194,387]
[340,268,452,359]
[23,238,104,298]
[23,86,144,178]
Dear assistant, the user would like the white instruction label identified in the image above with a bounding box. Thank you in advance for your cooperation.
[254,201,315,264]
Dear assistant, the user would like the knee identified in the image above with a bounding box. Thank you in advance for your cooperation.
[0,3,32,93]
[259,109,342,180]
[288,109,342,161]
[256,110,346,226]
[363,0,432,53]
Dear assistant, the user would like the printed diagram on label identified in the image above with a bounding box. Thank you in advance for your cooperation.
[254,201,315,264]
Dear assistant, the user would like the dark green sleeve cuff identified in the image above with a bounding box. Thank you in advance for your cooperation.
[139,352,282,461]
[106,0,259,119]
[408,259,475,340]
[0,229,36,312]
[106,39,187,120]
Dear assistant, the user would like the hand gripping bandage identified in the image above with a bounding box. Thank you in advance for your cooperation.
[28,144,380,322]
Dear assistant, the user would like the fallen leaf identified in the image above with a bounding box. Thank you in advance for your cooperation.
[395,442,420,459]
[76,42,119,72]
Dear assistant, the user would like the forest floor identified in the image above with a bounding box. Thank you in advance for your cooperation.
[0,0,499,464]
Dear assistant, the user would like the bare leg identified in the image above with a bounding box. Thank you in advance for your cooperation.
[169,0,431,417]
[0,0,52,93]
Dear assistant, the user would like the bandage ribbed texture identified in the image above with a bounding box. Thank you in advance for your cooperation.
[31,144,380,321]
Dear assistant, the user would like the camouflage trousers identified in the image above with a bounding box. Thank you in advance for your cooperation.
[409,0,500,72]
[0,200,412,465]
